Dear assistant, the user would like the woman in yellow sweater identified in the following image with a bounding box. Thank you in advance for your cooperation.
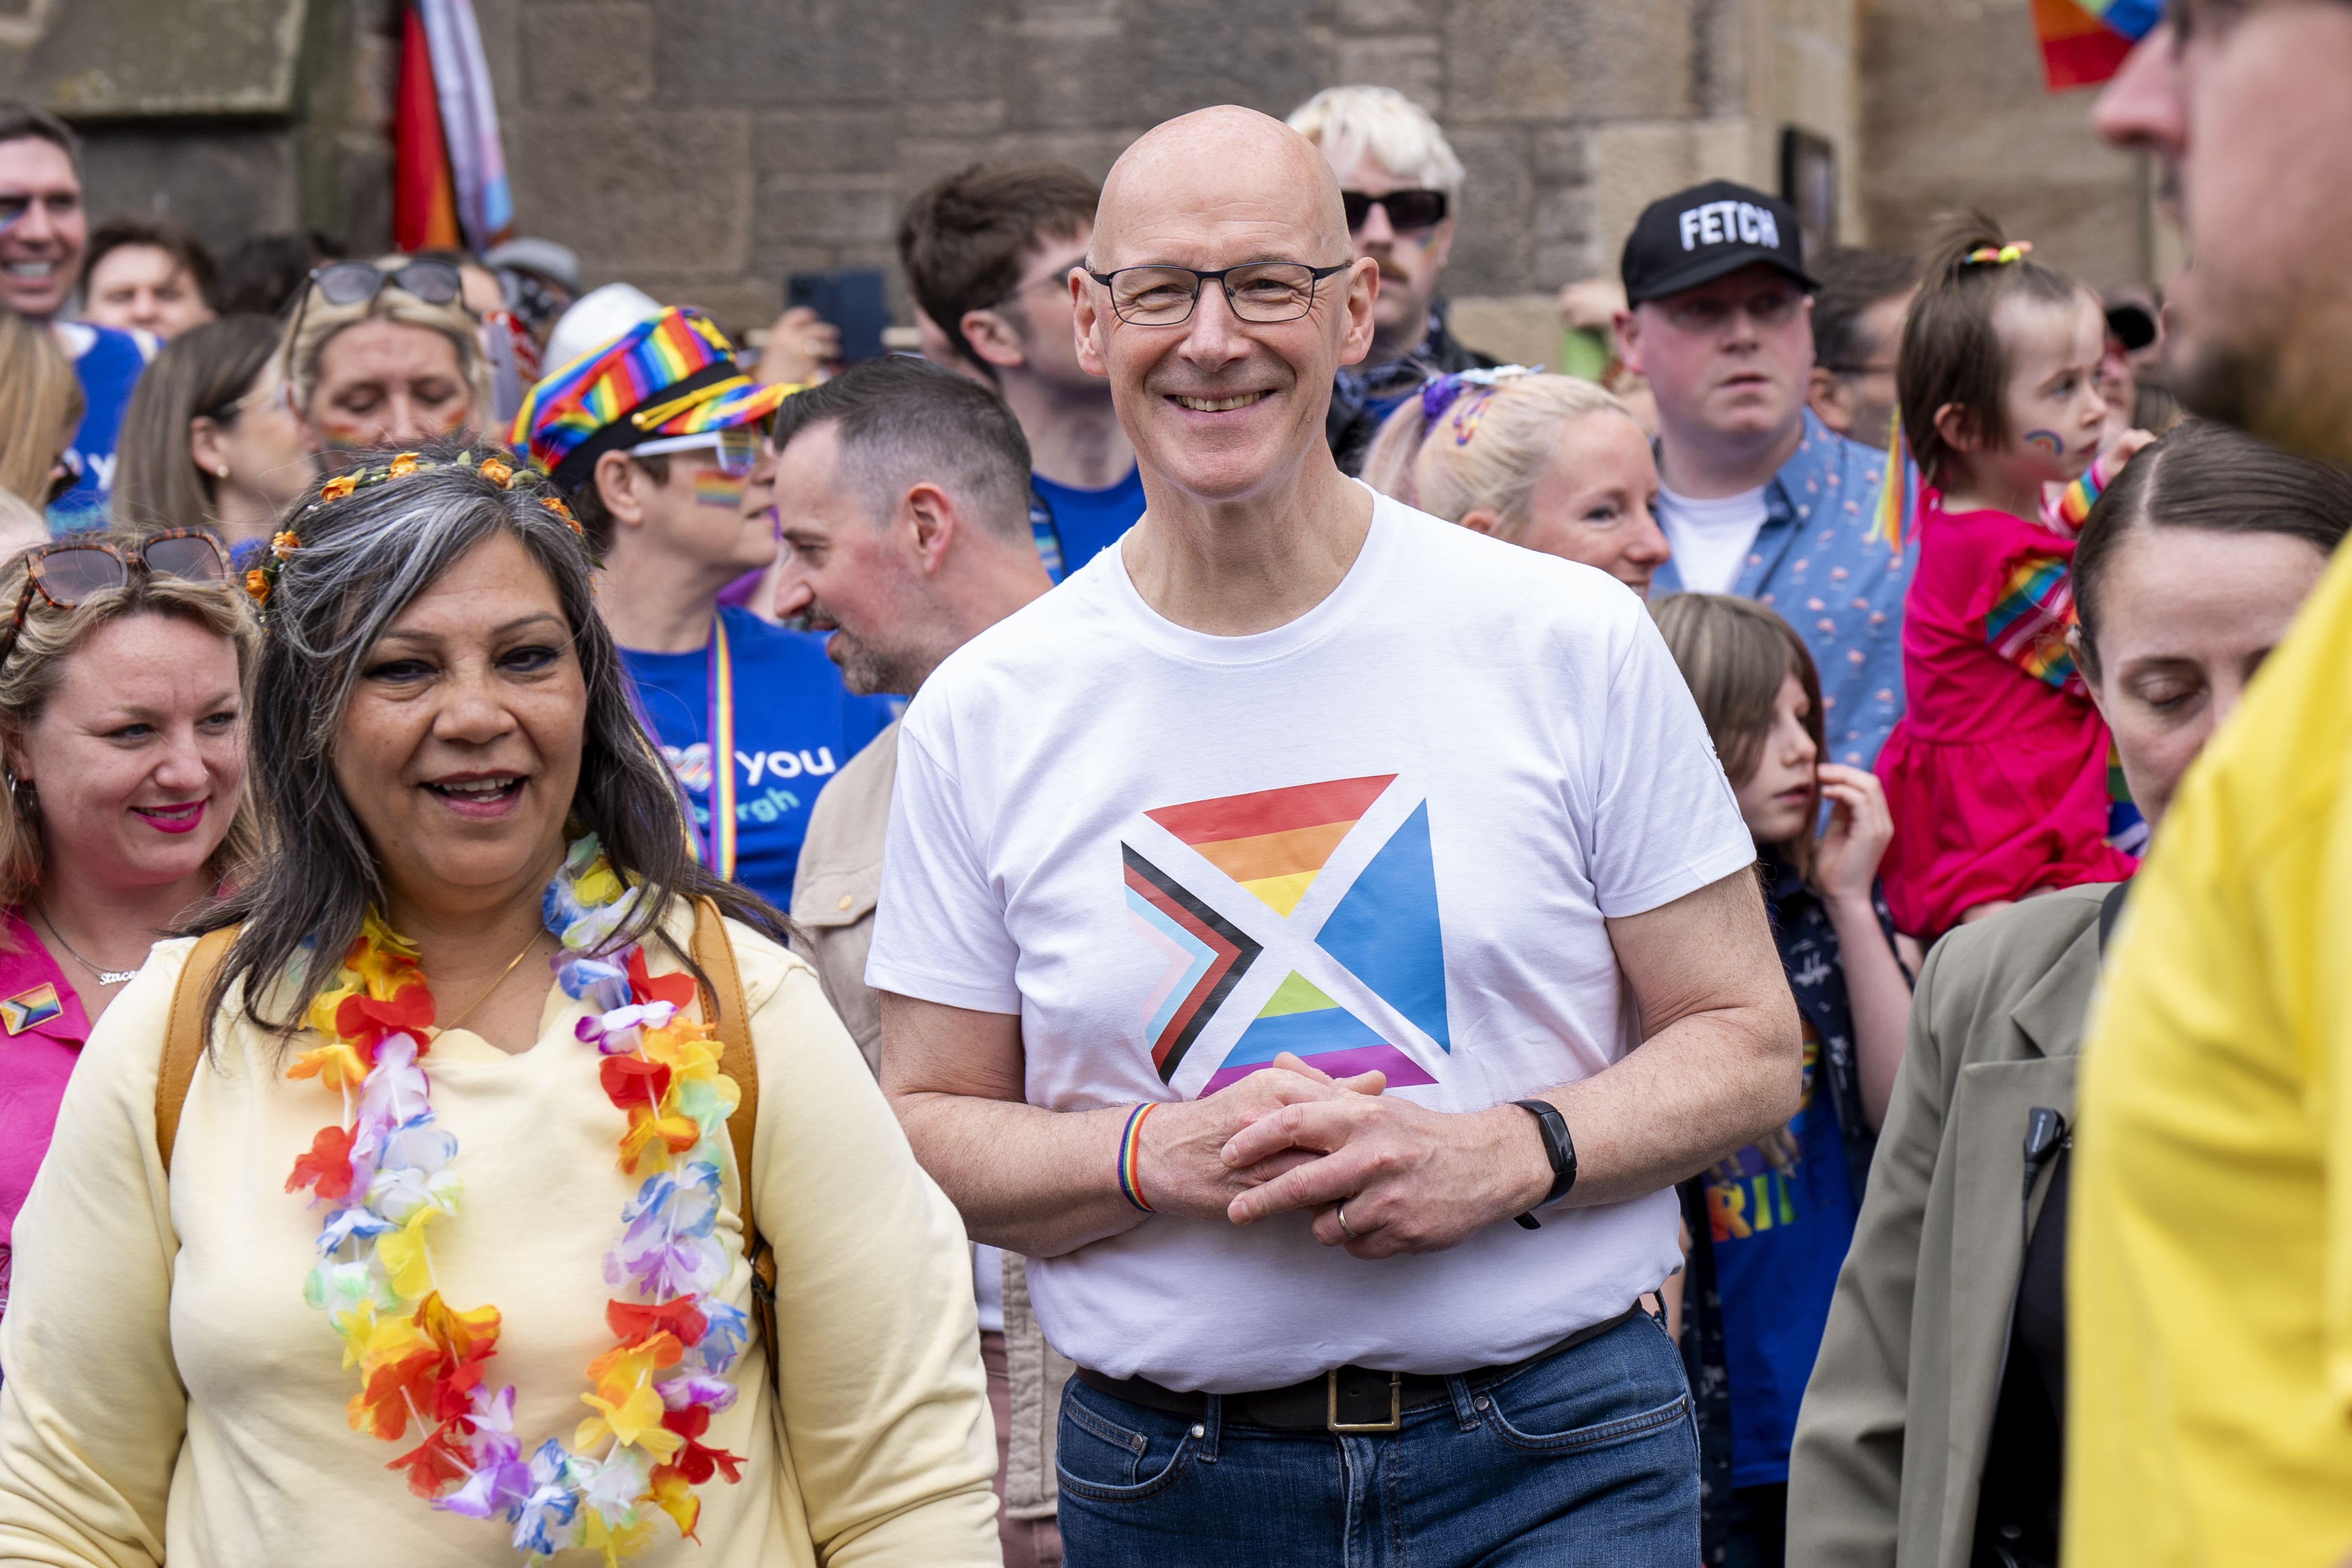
[0,446,999,1566]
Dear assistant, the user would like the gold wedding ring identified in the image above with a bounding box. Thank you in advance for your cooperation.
[1336,1202,1360,1241]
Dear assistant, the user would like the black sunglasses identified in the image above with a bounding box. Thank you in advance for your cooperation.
[283,259,469,378]
[1342,189,1449,233]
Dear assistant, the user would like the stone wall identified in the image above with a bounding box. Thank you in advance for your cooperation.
[475,0,1867,363]
[1857,0,2156,290]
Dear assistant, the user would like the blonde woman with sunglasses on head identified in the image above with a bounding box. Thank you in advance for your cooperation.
[0,527,255,1359]
[283,256,490,463]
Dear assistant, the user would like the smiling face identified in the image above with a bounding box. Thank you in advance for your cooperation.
[330,533,584,926]
[1076,108,1378,509]
[0,136,83,321]
[83,243,216,340]
[304,319,475,454]
[1510,411,1669,595]
[1620,262,1815,455]
[1730,669,1819,845]
[7,611,243,895]
[2085,523,2330,829]
[1970,290,2110,494]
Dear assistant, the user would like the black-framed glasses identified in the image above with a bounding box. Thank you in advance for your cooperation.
[283,258,469,377]
[1343,189,1448,233]
[2,530,229,662]
[1084,261,1352,327]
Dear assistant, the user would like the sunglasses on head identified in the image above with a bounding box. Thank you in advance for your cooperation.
[1343,189,1449,233]
[284,258,470,380]
[2,530,229,662]
[631,426,768,477]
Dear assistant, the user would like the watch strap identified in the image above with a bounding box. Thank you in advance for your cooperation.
[1509,1097,1578,1230]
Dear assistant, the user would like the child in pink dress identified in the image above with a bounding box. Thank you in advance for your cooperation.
[1873,224,2143,938]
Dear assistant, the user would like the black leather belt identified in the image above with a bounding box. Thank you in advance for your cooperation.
[1074,1303,1647,1434]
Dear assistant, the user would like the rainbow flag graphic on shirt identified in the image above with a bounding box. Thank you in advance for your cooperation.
[1123,773,1452,1095]
[1986,552,2080,691]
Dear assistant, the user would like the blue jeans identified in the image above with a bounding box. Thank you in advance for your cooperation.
[1056,1309,1698,1567]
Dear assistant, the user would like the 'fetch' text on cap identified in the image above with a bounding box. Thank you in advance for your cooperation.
[1678,200,1781,252]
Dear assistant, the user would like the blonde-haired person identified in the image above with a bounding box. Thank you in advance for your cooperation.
[1650,590,1915,1564]
[0,526,254,1351]
[282,254,490,465]
[1287,84,1496,472]
[1361,367,1673,594]
[0,309,85,514]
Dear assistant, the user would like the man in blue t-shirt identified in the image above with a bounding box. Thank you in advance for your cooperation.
[515,304,894,909]
[899,163,1146,581]
[0,105,156,526]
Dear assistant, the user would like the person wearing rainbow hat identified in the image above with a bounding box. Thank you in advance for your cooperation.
[514,306,895,911]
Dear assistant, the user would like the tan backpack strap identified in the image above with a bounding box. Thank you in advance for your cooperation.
[691,898,776,1352]
[157,924,239,1173]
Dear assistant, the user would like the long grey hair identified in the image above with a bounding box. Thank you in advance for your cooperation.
[200,440,791,1038]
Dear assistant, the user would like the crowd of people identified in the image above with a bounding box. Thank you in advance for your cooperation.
[0,13,2337,1563]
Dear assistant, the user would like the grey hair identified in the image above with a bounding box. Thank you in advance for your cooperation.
[199,440,792,1041]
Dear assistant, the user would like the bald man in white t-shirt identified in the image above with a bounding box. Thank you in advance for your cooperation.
[871,104,1798,1567]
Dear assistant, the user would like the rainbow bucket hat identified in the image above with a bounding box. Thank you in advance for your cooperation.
[511,305,792,490]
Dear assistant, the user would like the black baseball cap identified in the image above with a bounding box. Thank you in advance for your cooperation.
[1620,180,1818,306]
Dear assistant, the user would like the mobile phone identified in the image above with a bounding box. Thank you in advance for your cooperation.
[785,268,889,364]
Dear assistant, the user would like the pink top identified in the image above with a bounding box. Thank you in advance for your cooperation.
[0,910,90,1322]
[1875,494,2138,936]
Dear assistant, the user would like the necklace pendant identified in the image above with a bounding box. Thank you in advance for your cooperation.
[96,969,138,986]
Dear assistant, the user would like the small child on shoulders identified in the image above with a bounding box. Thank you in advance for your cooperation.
[1873,219,2145,939]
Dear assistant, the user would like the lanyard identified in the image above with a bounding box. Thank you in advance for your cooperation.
[702,611,737,880]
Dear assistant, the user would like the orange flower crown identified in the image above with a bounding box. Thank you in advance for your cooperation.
[246,449,582,615]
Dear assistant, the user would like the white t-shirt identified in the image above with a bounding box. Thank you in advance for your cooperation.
[973,1242,1004,1334]
[867,490,1753,1392]
[1655,481,1770,595]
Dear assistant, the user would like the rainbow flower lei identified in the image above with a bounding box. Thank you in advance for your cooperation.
[285,836,749,1563]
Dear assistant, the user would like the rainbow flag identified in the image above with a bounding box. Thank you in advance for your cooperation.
[1986,552,2081,690]
[393,0,514,253]
[392,5,460,251]
[2032,0,2157,91]
[1144,774,1394,916]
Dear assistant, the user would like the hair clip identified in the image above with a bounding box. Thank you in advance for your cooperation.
[1420,364,1541,445]
[1963,242,2033,267]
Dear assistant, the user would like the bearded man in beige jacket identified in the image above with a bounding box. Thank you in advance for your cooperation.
[763,353,1063,1567]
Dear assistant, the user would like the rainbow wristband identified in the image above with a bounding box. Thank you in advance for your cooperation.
[1117,1102,1158,1213]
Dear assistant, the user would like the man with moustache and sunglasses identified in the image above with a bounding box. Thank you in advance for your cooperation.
[1288,86,1498,475]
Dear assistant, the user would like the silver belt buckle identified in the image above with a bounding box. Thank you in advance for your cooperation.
[1326,1369,1402,1432]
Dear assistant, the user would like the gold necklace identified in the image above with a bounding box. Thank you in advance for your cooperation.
[436,929,546,1035]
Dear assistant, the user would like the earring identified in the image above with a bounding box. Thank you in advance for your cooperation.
[216,465,232,479]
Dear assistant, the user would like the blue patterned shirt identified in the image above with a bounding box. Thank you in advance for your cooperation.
[1653,410,1917,768]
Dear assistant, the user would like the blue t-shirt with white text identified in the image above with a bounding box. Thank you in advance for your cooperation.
[54,321,156,527]
[1031,465,1145,583]
[1702,1023,1862,1488]
[619,606,897,910]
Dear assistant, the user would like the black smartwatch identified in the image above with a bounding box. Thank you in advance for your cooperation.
[1509,1099,1577,1230]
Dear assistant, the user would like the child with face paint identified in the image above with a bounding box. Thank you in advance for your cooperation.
[513,307,897,910]
[1869,218,2146,939]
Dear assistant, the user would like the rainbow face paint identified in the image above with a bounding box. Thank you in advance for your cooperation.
[2022,429,2065,456]
[692,469,747,509]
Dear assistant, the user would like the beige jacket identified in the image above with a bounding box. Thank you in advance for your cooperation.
[1785,883,2112,1568]
[793,721,1072,1522]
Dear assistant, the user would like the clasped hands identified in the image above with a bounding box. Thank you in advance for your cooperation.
[1131,1052,1556,1259]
